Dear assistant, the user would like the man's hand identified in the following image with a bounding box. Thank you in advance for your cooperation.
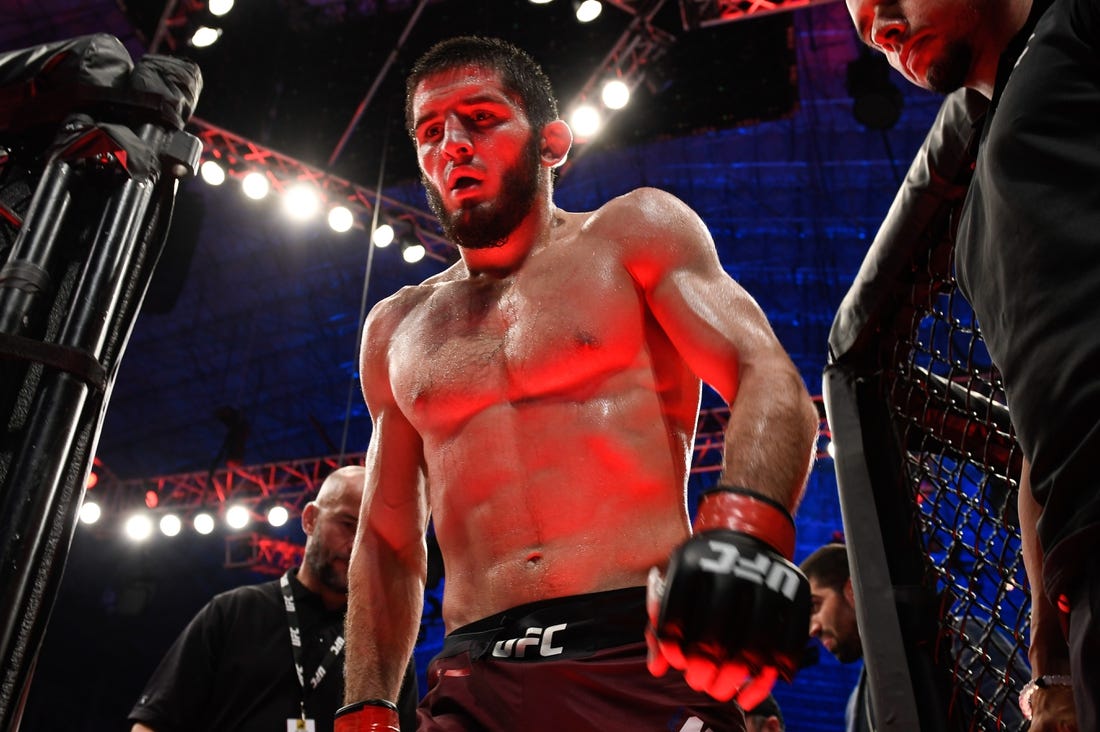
[645,530,810,709]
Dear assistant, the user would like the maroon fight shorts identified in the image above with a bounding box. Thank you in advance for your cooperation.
[417,587,747,732]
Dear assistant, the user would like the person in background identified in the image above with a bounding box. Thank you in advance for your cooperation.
[844,0,1098,727]
[744,694,785,732]
[128,465,419,732]
[800,543,869,732]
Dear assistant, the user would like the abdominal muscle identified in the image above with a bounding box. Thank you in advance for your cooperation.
[424,389,695,631]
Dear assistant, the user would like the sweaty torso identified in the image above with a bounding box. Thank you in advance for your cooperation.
[386,210,699,629]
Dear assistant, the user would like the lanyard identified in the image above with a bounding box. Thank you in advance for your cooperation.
[280,571,345,720]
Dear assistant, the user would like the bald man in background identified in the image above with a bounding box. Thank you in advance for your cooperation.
[128,466,418,732]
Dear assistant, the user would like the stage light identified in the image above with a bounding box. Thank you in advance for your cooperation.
[575,0,602,22]
[402,242,426,264]
[226,504,250,529]
[529,0,553,4]
[284,187,321,220]
[267,505,290,528]
[200,160,226,186]
[79,501,101,525]
[242,171,270,200]
[284,184,321,221]
[85,470,98,490]
[601,79,630,110]
[145,489,159,509]
[194,512,215,535]
[124,513,154,542]
[569,104,601,139]
[190,26,222,48]
[160,513,183,537]
[372,223,395,248]
[328,205,354,233]
[208,0,234,16]
[826,440,836,459]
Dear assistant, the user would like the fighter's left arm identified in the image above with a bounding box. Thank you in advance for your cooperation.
[617,186,818,510]
[614,186,818,708]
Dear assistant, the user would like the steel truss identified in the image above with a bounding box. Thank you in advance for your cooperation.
[191,117,453,262]
[171,0,843,257]
[92,400,831,573]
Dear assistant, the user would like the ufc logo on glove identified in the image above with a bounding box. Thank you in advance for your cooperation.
[699,539,803,601]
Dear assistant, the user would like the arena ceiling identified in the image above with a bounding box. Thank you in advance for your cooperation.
[3,0,943,490]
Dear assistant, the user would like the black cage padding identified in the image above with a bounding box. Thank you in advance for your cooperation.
[824,86,1032,732]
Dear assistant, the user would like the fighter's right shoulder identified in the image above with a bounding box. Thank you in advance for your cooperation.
[361,267,459,357]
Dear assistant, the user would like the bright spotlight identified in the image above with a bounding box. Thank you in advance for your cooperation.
[208,0,234,16]
[575,0,602,22]
[826,440,836,459]
[124,513,153,542]
[569,104,601,139]
[601,79,630,110]
[200,160,226,186]
[194,512,215,535]
[372,223,395,248]
[284,184,321,221]
[79,501,101,525]
[402,243,426,264]
[226,504,250,529]
[267,505,290,528]
[160,513,182,537]
[328,205,354,233]
[529,0,553,3]
[242,172,270,200]
[190,26,222,48]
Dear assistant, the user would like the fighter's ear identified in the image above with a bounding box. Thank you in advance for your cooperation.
[843,576,855,606]
[540,119,573,169]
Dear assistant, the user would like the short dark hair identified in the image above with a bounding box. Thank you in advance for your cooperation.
[405,35,559,137]
[799,542,850,593]
[747,693,784,729]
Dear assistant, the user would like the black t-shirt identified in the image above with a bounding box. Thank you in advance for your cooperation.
[956,0,1100,551]
[128,569,419,732]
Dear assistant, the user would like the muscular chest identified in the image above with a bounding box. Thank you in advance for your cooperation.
[390,250,645,428]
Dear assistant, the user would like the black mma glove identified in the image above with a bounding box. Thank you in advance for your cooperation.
[646,487,811,702]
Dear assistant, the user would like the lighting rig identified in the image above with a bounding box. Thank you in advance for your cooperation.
[159,0,844,232]
[191,118,454,262]
[82,401,833,575]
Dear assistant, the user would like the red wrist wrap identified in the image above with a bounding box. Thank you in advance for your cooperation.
[694,487,796,559]
[334,700,400,732]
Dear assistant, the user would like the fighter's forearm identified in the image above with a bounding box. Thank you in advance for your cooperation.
[719,360,817,512]
[343,536,427,703]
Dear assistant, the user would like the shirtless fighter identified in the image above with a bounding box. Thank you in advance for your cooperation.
[337,36,819,732]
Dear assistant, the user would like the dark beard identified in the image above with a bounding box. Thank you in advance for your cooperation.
[926,39,972,94]
[424,135,541,250]
[303,531,347,595]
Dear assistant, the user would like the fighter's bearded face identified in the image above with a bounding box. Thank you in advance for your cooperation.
[423,133,541,250]
[411,65,544,250]
[845,0,986,94]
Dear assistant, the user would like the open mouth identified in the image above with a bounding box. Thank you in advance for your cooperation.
[451,176,480,191]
